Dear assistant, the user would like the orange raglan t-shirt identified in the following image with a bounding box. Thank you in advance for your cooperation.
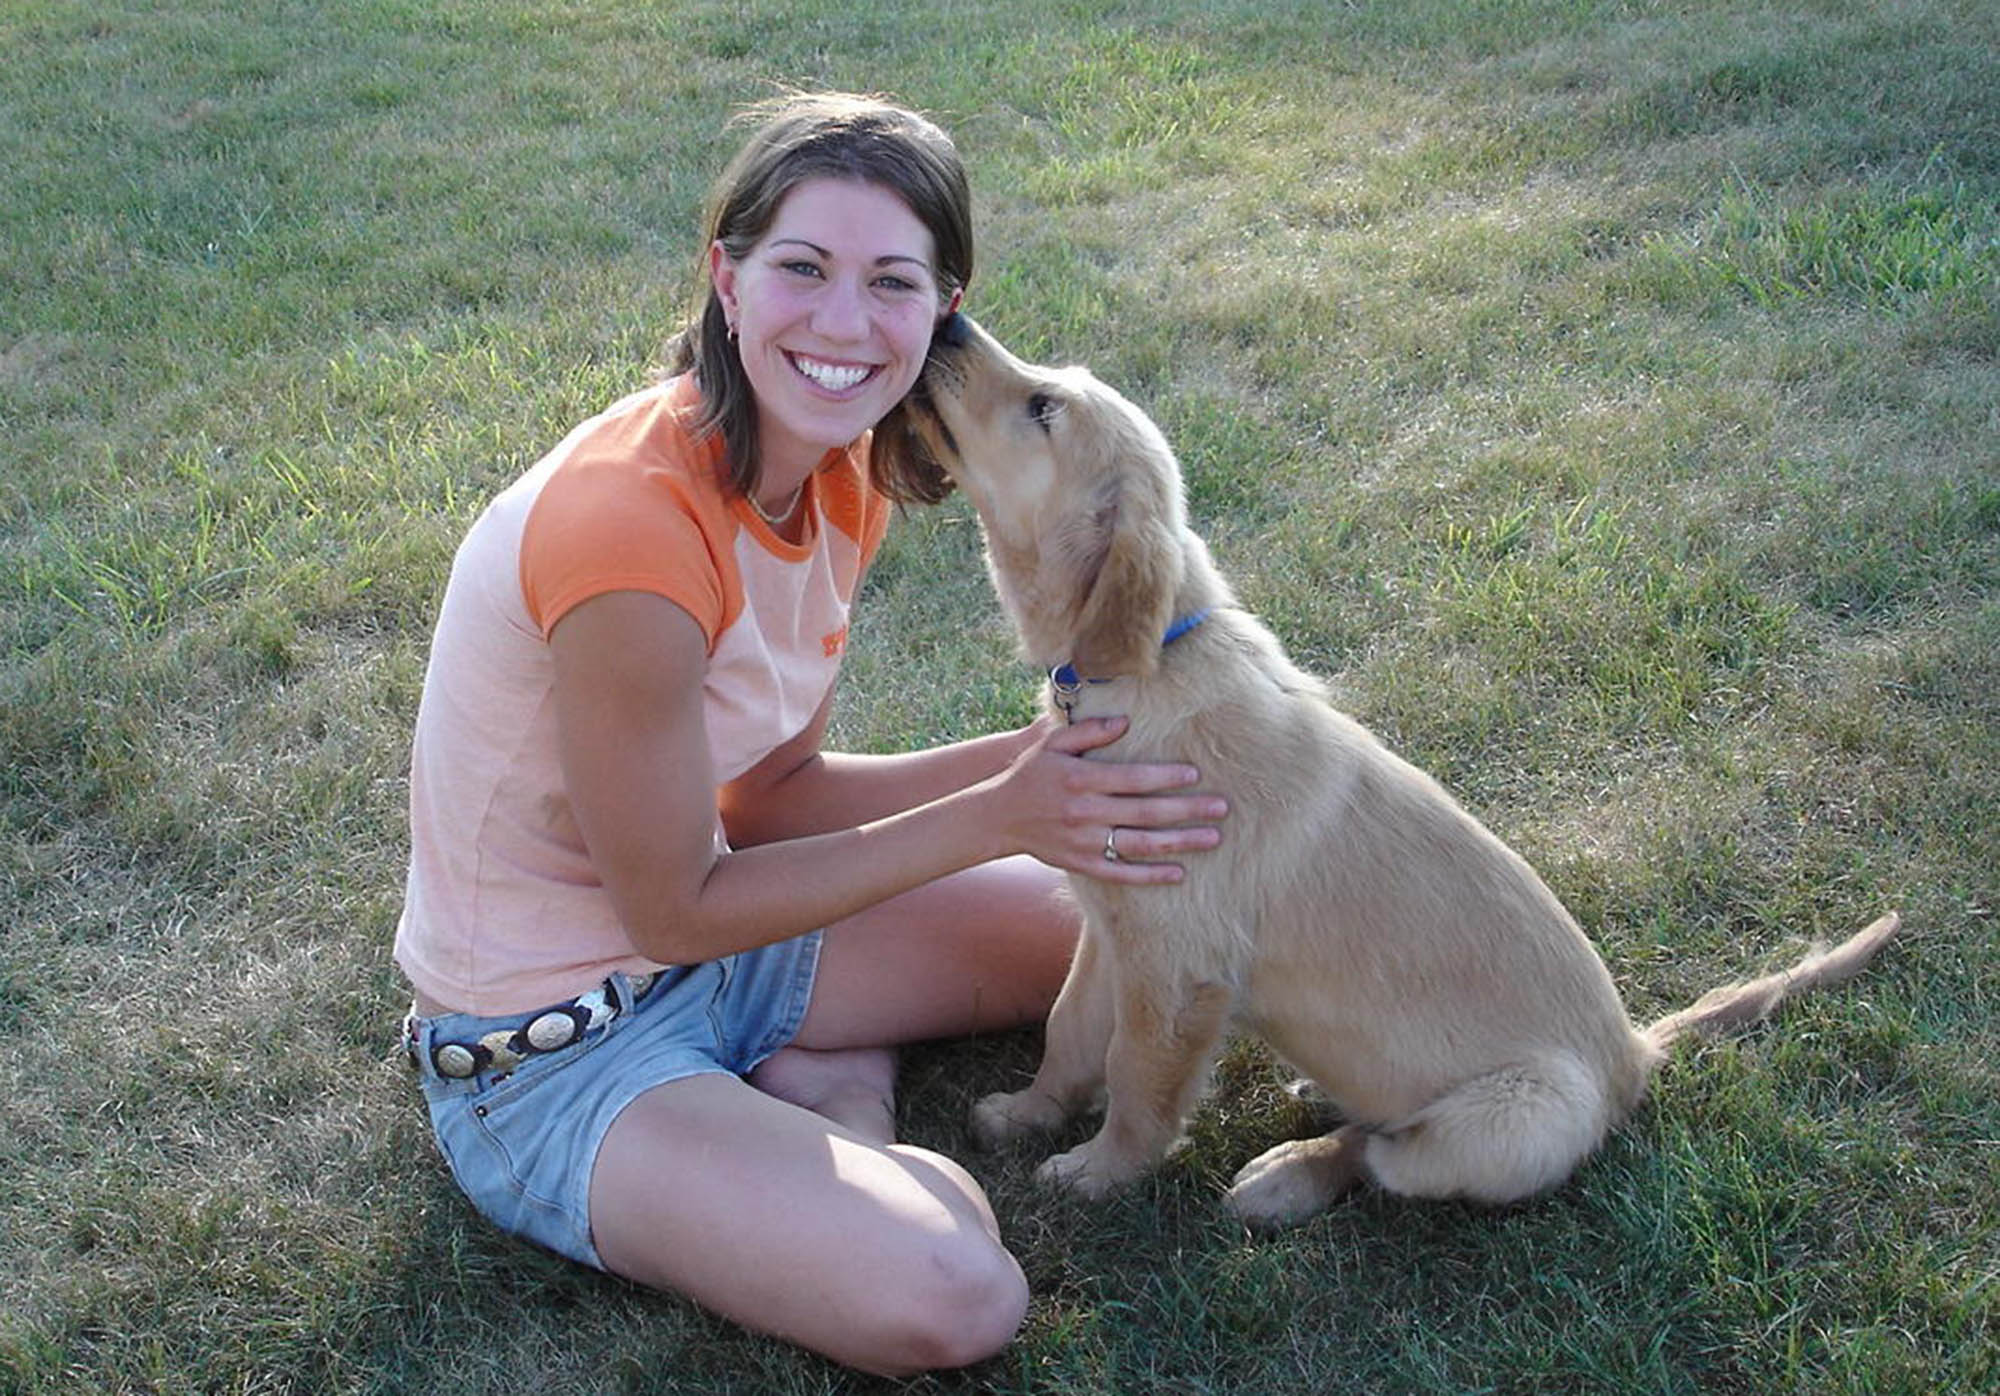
[394,375,892,1015]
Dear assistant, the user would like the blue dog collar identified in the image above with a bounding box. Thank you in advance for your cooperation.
[1050,608,1212,721]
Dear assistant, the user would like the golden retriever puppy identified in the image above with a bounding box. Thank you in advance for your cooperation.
[909,313,1901,1228]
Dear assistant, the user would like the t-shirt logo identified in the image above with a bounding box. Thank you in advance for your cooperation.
[821,624,849,658]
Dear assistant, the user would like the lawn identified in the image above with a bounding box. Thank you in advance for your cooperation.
[3,1,1995,1392]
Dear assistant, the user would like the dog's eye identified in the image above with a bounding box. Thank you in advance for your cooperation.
[1026,392,1059,430]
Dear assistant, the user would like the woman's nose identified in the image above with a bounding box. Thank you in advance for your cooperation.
[811,276,869,341]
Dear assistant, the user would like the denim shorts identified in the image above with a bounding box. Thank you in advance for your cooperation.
[407,930,822,1269]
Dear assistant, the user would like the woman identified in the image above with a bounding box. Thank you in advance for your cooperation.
[395,92,1225,1376]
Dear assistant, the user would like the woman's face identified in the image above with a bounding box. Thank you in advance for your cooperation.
[711,177,962,477]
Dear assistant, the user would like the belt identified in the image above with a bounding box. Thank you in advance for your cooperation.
[405,972,658,1080]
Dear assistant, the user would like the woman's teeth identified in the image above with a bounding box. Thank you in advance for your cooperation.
[790,354,872,392]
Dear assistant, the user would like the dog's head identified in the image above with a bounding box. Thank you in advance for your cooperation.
[911,315,1187,675]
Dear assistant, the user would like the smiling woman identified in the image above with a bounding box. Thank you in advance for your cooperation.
[709,177,961,521]
[672,93,977,514]
[389,91,1226,1377]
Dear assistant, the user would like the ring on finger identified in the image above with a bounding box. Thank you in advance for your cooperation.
[1103,826,1122,863]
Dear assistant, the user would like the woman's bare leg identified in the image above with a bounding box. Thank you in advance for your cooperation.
[748,852,1077,1143]
[797,853,1079,1048]
[742,853,1076,1145]
[590,855,1074,1374]
[589,1073,1027,1375]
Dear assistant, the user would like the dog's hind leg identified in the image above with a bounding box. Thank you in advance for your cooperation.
[1361,1050,1613,1205]
[1035,973,1235,1198]
[1223,1124,1372,1230]
[971,923,1117,1147]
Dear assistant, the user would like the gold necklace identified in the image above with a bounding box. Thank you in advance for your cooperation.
[748,482,804,528]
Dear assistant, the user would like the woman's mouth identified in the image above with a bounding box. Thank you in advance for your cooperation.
[787,352,877,393]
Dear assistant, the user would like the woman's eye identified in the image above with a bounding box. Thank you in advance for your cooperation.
[781,260,824,278]
[874,274,918,293]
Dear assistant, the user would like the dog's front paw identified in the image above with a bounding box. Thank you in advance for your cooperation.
[970,1089,1067,1148]
[1033,1138,1146,1199]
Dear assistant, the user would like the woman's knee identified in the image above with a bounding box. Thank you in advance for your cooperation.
[852,1232,1029,1375]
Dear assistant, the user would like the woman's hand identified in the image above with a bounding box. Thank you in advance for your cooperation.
[981,716,1226,885]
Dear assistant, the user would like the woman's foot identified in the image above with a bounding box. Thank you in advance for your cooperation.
[748,1045,899,1143]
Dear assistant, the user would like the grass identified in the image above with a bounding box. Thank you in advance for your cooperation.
[3,0,1996,1391]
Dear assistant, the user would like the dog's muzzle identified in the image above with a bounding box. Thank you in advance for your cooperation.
[935,310,973,348]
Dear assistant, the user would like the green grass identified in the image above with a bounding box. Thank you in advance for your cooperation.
[4,0,1996,1391]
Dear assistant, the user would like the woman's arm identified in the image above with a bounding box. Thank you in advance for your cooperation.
[552,590,1225,966]
[718,687,1049,848]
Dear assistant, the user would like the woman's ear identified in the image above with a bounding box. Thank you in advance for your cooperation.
[709,241,739,325]
[942,286,964,318]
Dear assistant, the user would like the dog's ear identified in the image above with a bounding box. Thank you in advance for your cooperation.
[1066,465,1181,676]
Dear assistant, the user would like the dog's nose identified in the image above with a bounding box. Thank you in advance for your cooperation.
[936,311,973,348]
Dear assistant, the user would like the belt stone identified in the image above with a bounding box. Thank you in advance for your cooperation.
[408,972,658,1079]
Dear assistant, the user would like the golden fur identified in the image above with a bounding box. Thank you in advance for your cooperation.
[912,315,1902,1228]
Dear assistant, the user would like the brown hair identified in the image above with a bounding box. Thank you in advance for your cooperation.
[668,92,970,505]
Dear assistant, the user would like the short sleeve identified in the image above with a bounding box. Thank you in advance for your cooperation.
[519,456,736,647]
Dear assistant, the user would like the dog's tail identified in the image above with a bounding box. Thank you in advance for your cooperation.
[1640,911,1902,1052]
